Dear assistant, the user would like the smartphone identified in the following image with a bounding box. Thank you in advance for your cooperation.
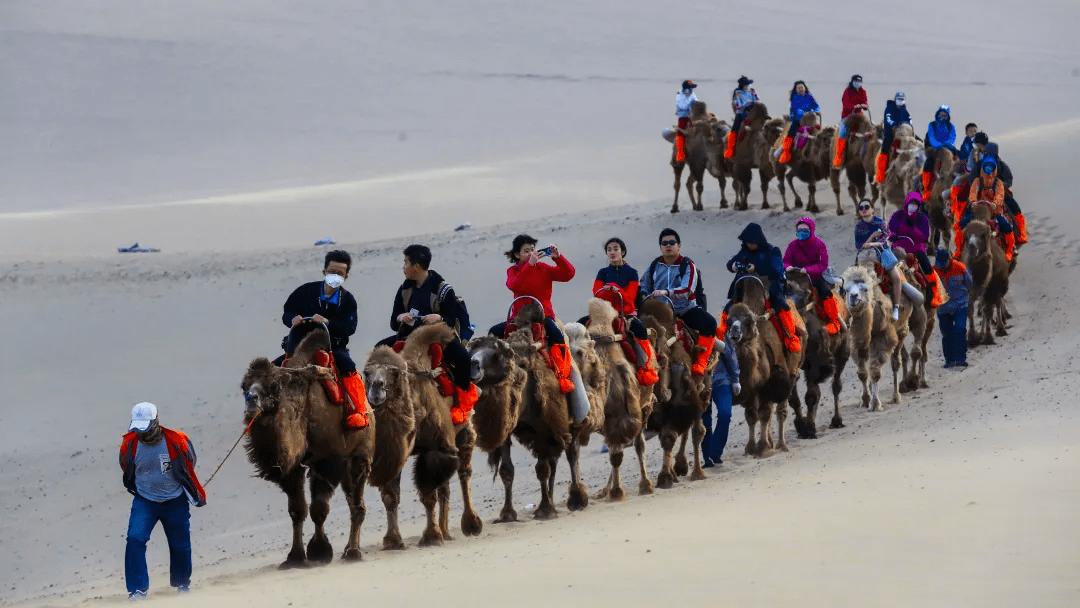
[538,246,554,257]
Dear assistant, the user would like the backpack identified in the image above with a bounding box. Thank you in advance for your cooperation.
[645,257,707,313]
[398,279,475,340]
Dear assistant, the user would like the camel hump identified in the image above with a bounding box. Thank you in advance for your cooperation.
[366,344,407,370]
[512,300,545,326]
[587,298,618,331]
[563,322,591,347]
[400,322,455,367]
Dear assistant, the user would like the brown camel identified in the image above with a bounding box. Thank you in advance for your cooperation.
[771,114,843,214]
[730,102,784,211]
[924,148,960,254]
[839,263,920,411]
[638,298,718,485]
[465,335,528,523]
[962,216,1011,345]
[893,251,939,393]
[724,275,805,456]
[669,101,731,213]
[785,268,850,437]
[830,113,881,212]
[880,124,923,212]
[241,324,375,567]
[363,323,482,549]
[557,321,605,511]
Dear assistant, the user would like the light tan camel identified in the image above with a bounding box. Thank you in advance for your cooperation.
[669,101,732,212]
[881,124,923,213]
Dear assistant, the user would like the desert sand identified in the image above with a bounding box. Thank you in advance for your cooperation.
[2,1,1079,606]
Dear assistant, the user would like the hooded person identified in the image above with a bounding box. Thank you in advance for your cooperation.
[722,223,802,352]
[976,142,1027,245]
[888,193,943,307]
[674,80,699,162]
[725,75,759,159]
[783,218,842,334]
[921,105,958,200]
[876,91,912,183]
[951,131,990,217]
[834,74,870,167]
[958,157,1016,261]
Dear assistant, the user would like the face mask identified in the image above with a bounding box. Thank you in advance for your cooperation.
[852,82,861,89]
[982,165,994,174]
[937,115,947,122]
[907,204,919,213]
[896,99,906,107]
[796,229,811,241]
[324,273,344,289]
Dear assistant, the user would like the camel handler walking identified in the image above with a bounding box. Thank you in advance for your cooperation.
[674,80,699,162]
[933,249,973,368]
[376,244,480,425]
[119,402,206,600]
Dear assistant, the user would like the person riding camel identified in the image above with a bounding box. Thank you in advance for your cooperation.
[278,250,369,429]
[377,244,480,425]
[674,80,699,163]
[958,157,1016,261]
[951,131,989,216]
[640,228,717,376]
[876,91,912,183]
[921,105,958,200]
[782,217,843,335]
[724,75,759,159]
[583,237,660,385]
[888,193,943,307]
[833,74,870,167]
[720,223,803,353]
[778,80,821,164]
[488,234,577,393]
[972,141,1028,245]
[958,122,979,163]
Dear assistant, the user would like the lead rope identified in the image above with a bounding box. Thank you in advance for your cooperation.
[204,407,262,487]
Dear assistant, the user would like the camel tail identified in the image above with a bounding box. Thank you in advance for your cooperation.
[762,370,797,403]
[413,448,459,494]
[487,448,502,482]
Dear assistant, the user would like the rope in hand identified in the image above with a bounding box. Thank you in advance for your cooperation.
[204,407,261,487]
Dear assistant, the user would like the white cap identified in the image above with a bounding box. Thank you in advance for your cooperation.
[129,402,158,432]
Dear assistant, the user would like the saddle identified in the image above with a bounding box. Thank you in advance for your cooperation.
[392,341,454,397]
[904,254,928,289]
[671,318,697,355]
[282,350,348,405]
[583,316,639,366]
[872,263,894,298]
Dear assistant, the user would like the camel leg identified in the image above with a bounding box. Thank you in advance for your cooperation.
[899,343,914,394]
[418,486,444,547]
[437,482,453,541]
[717,175,729,210]
[760,169,772,210]
[279,467,308,569]
[673,430,689,478]
[802,382,821,439]
[305,459,343,565]
[889,344,903,405]
[694,177,705,212]
[788,173,802,210]
[807,181,819,214]
[655,427,677,489]
[340,455,370,561]
[757,402,775,457]
[379,473,406,550]
[775,396,791,452]
[830,342,849,428]
[775,167,789,211]
[454,425,483,537]
[967,296,981,346]
[493,439,518,523]
[634,432,655,495]
[856,348,871,409]
[789,384,808,439]
[982,301,997,345]
[533,458,558,520]
[565,439,589,511]
[595,460,615,500]
[686,174,698,211]
[831,170,844,215]
[689,416,707,481]
[608,446,627,501]
[671,162,685,213]
[743,398,759,456]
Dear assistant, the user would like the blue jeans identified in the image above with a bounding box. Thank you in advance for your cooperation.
[125,494,191,593]
[702,382,733,462]
[938,304,968,365]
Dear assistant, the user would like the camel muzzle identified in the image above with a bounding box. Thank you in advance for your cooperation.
[470,353,485,382]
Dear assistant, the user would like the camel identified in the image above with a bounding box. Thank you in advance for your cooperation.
[880,124,924,213]
[241,324,375,567]
[465,335,528,523]
[962,216,1011,345]
[638,298,718,485]
[839,263,921,411]
[569,298,651,501]
[730,102,784,211]
[771,113,843,214]
[784,268,850,437]
[830,112,881,212]
[557,321,606,511]
[924,148,960,254]
[669,101,731,213]
[893,250,938,394]
[724,275,805,456]
[363,323,483,549]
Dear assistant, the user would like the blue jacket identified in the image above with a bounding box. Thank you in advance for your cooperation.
[958,136,976,161]
[789,92,820,121]
[711,339,740,386]
[937,260,972,316]
[926,106,956,149]
[883,100,911,135]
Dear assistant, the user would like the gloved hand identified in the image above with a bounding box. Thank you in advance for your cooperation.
[732,382,741,396]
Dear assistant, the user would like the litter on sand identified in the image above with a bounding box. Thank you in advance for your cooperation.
[454,223,472,231]
[314,237,336,246]
[117,242,160,253]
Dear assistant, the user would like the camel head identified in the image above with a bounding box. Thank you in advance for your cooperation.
[963,221,991,262]
[725,302,758,346]
[241,357,323,417]
[466,335,515,384]
[563,322,595,370]
[840,266,876,311]
[363,346,409,408]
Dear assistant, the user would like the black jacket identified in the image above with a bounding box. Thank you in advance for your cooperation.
[282,281,358,350]
[389,270,471,340]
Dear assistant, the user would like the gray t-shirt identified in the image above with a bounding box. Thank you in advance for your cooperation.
[133,439,184,502]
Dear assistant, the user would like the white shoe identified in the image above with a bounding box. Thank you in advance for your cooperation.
[891,307,900,321]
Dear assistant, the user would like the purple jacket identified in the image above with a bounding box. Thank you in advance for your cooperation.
[888,195,930,255]
[783,217,829,282]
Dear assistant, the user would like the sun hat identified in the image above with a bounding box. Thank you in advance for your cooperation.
[129,402,158,432]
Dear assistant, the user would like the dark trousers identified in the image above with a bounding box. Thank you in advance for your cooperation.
[702,382,733,462]
[575,315,647,341]
[377,334,470,389]
[786,120,800,137]
[677,306,717,337]
[272,348,355,374]
[1004,193,1022,215]
[489,317,565,346]
[811,277,833,300]
[882,129,895,153]
[910,250,932,275]
[732,112,747,133]
[125,494,191,593]
[938,305,968,365]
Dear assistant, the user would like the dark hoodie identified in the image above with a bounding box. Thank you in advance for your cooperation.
[389,269,472,340]
[974,142,1013,188]
[926,105,956,150]
[883,99,911,136]
[727,223,785,282]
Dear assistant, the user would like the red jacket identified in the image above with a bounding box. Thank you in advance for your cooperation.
[507,255,575,319]
[592,263,640,316]
[120,428,207,507]
[842,87,869,119]
[968,173,1005,214]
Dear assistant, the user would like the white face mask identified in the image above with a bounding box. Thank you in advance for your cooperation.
[852,82,862,89]
[324,273,344,289]
[907,204,918,213]
[896,99,906,107]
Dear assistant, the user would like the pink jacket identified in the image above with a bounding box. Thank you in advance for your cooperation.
[888,193,930,256]
[783,217,829,282]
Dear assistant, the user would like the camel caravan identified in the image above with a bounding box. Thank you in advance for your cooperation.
[233,78,1025,571]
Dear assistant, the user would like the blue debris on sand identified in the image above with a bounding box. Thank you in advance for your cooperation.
[454,223,472,232]
[117,242,160,253]
[314,238,336,246]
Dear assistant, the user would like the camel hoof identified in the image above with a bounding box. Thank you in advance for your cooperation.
[382,535,406,550]
[670,206,680,214]
[761,201,771,210]
[673,456,689,478]
[656,471,675,489]
[776,444,790,453]
[689,469,706,482]
[494,509,518,523]
[533,504,558,520]
[754,448,774,459]
[278,553,307,570]
[461,513,483,537]
[719,200,729,209]
[638,479,655,495]
[418,529,444,547]
[830,418,845,429]
[608,486,627,502]
[797,427,818,439]
[920,380,930,389]
[967,333,980,346]
[306,538,333,565]
[836,208,845,216]
[795,199,804,209]
[341,547,363,562]
[567,485,589,511]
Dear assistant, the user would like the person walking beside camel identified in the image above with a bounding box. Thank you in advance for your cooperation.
[119,402,206,600]
[934,249,972,368]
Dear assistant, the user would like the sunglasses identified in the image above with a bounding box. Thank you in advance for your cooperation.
[660,240,678,247]
[858,205,871,211]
